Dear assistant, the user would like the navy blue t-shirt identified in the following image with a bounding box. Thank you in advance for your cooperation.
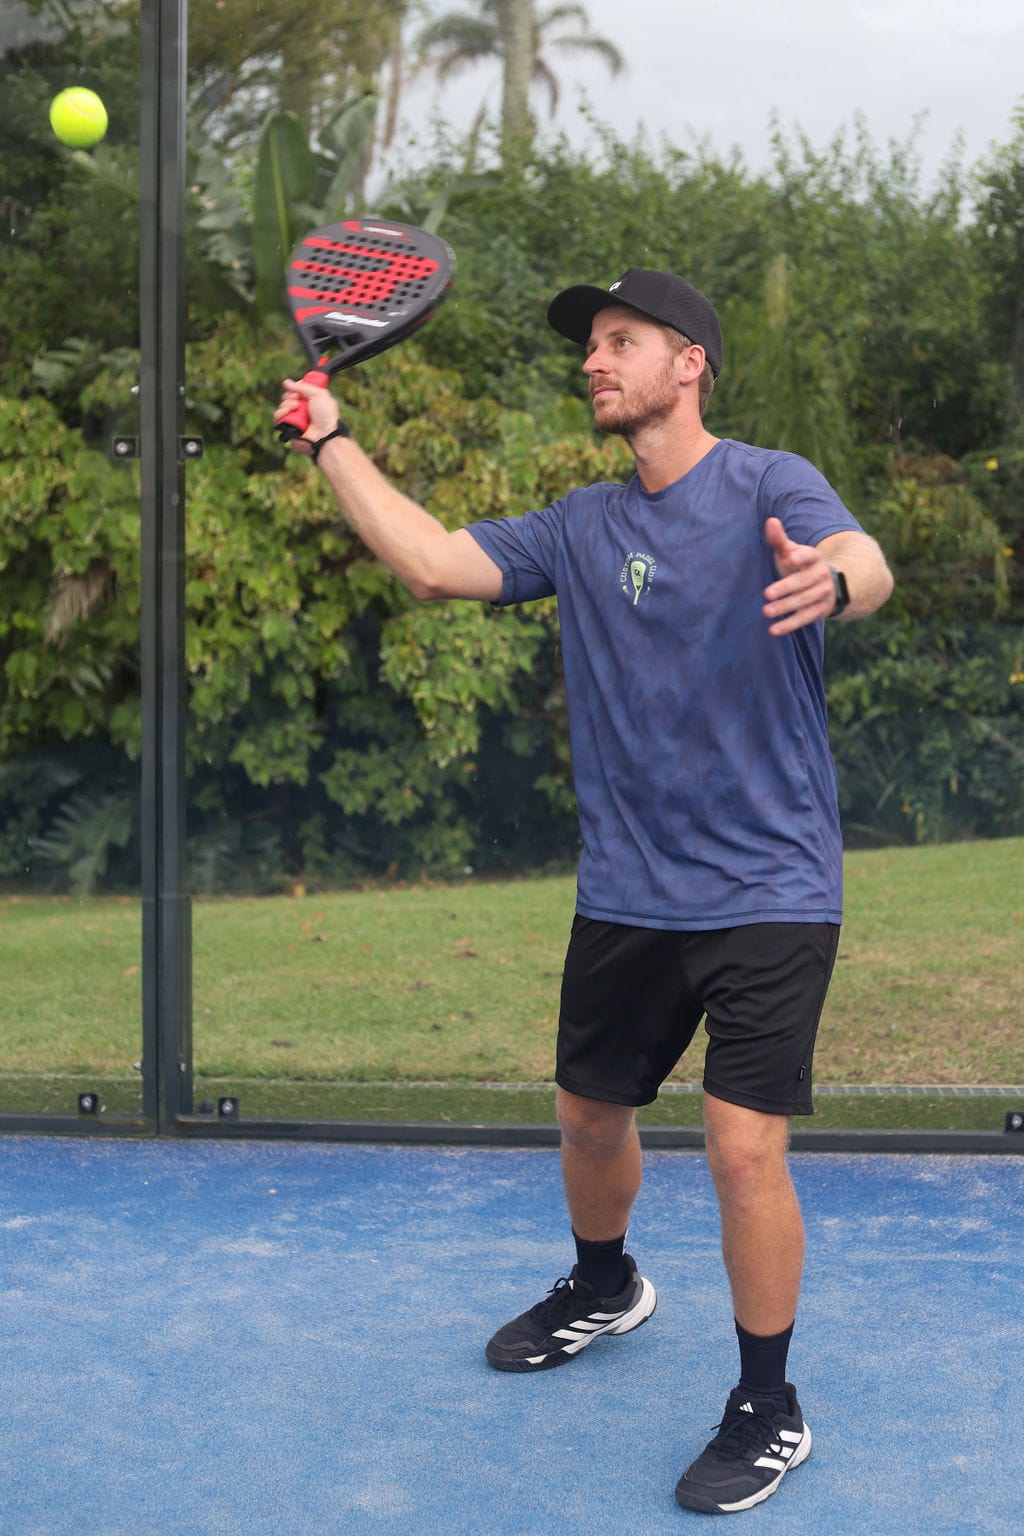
[466,439,865,930]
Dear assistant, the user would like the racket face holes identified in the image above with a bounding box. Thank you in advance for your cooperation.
[291,245,440,310]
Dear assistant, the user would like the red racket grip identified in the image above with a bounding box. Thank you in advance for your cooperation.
[276,369,331,442]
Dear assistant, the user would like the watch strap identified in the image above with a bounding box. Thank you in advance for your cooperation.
[310,423,351,463]
[827,564,850,618]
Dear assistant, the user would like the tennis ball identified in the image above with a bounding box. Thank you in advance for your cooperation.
[49,87,108,148]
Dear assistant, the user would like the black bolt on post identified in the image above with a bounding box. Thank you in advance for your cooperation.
[139,0,193,1127]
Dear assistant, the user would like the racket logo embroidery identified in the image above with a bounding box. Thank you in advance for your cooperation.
[621,552,656,605]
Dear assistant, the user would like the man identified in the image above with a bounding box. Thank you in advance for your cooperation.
[275,267,894,1516]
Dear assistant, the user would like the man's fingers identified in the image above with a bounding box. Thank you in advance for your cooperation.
[763,564,834,633]
[765,516,814,581]
[276,376,339,446]
[764,567,832,607]
[764,549,823,601]
[764,516,794,553]
[766,602,831,637]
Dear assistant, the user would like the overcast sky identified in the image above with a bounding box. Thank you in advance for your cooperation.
[394,0,1024,190]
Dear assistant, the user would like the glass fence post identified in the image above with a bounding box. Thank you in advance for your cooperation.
[139,0,192,1127]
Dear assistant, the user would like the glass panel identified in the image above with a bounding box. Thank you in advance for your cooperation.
[181,6,1022,1140]
[1,0,143,1119]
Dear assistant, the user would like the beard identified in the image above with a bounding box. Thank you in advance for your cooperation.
[590,357,679,438]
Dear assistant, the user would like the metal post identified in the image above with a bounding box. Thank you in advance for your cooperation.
[139,0,192,1127]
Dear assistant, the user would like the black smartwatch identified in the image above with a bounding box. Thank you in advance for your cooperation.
[827,565,850,618]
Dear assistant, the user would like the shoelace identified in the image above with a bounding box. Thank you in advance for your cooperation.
[532,1275,584,1327]
[709,1405,782,1463]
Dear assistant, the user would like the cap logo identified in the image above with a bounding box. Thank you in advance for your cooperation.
[609,281,621,291]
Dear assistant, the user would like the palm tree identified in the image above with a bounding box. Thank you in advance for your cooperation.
[414,0,626,165]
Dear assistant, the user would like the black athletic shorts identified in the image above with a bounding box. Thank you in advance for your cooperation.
[555,918,840,1117]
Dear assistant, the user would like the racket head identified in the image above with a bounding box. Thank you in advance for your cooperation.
[285,216,455,378]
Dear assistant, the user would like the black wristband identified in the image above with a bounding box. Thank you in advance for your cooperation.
[310,423,351,463]
[827,564,850,617]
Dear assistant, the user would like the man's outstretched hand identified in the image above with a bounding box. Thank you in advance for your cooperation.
[762,517,836,635]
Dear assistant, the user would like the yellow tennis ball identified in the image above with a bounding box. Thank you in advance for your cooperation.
[49,87,108,148]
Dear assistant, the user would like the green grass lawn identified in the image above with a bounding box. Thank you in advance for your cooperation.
[2,838,1022,1128]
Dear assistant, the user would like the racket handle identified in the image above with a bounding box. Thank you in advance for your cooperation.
[276,369,331,442]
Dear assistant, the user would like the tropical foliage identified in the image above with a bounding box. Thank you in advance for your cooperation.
[1,4,1022,891]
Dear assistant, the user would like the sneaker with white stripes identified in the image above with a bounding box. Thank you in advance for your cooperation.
[674,1384,811,1514]
[485,1255,657,1373]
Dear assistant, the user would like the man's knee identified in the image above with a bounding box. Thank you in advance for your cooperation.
[557,1088,636,1154]
[703,1094,791,1200]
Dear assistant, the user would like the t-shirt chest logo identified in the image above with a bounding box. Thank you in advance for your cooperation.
[620,550,657,606]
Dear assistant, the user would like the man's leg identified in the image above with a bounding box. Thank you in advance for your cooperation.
[557,1087,641,1241]
[484,1088,655,1371]
[701,1092,802,1337]
[674,1092,812,1514]
[486,917,680,1372]
[678,923,834,1511]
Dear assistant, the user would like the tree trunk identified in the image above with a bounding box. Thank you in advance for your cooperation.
[381,19,404,150]
[498,0,532,168]
[278,49,314,137]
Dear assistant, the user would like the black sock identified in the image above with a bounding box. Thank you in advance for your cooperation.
[572,1229,628,1297]
[735,1319,794,1407]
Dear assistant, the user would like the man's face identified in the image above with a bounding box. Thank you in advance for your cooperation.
[582,305,685,436]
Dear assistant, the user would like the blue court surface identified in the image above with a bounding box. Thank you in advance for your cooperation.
[0,1136,1020,1536]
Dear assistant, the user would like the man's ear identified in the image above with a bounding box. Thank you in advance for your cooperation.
[678,343,707,384]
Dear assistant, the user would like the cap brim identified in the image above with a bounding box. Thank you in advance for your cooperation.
[546,285,632,344]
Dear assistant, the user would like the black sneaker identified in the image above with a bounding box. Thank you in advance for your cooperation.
[485,1255,657,1373]
[674,1384,811,1514]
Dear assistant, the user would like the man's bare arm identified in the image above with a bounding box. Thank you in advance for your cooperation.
[814,529,895,622]
[275,378,503,603]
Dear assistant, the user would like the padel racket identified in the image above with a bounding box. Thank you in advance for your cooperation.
[276,216,455,441]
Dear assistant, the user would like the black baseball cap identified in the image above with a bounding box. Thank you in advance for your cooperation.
[547,268,723,377]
